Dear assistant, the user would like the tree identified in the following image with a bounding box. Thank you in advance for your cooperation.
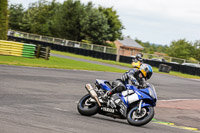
[52,1,111,45]
[167,39,194,59]
[193,40,200,61]
[0,0,8,40]
[20,0,59,35]
[98,6,124,41]
[80,3,109,44]
[51,0,84,40]
[135,38,169,54]
[8,4,24,31]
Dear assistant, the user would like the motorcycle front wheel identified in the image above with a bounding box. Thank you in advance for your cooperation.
[77,94,99,116]
[127,106,154,126]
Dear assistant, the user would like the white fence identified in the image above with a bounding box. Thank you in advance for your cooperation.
[7,30,117,54]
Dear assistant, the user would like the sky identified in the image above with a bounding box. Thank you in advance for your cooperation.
[8,0,200,45]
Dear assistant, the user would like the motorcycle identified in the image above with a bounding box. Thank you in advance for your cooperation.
[77,79,157,126]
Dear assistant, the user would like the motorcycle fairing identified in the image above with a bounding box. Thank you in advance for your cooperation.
[96,79,111,91]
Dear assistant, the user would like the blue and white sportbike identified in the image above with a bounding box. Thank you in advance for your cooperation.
[77,79,157,126]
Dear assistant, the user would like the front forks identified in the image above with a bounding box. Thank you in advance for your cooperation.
[138,100,143,113]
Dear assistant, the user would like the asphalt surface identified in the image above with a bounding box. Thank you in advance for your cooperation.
[0,65,200,133]
[51,53,130,70]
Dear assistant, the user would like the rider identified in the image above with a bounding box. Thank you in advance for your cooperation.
[131,53,143,69]
[105,63,153,97]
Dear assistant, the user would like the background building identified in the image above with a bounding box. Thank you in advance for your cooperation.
[114,36,144,56]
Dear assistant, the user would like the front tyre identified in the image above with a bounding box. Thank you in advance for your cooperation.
[127,106,154,126]
[77,94,99,116]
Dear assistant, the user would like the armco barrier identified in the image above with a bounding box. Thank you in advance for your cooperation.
[0,40,36,58]
[7,36,200,76]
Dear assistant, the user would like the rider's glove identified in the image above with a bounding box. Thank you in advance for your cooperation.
[142,83,147,88]
[138,83,148,89]
[121,72,129,81]
[129,75,139,86]
[134,81,139,86]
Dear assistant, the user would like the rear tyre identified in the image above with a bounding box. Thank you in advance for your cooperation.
[127,106,154,126]
[77,94,98,116]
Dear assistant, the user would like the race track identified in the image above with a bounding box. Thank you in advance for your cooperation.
[0,65,199,133]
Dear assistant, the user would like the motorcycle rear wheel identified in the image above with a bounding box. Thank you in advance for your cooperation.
[127,106,154,126]
[77,94,99,116]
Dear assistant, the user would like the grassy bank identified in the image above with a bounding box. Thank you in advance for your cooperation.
[0,55,126,73]
[51,50,200,79]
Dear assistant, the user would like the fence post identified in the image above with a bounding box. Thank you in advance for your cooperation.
[91,44,94,50]
[52,38,55,43]
[36,45,41,58]
[169,57,172,62]
[103,46,106,53]
[45,46,50,60]
[65,40,68,46]
[26,34,30,39]
[116,47,121,62]
[39,35,42,41]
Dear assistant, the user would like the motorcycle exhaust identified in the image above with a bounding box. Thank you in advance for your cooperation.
[85,84,101,107]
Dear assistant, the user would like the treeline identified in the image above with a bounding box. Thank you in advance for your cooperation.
[167,39,200,61]
[135,39,168,54]
[0,0,8,40]
[136,39,200,61]
[8,0,124,46]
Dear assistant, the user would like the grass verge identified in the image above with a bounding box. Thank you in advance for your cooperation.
[51,50,200,79]
[0,55,126,73]
[52,50,132,68]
